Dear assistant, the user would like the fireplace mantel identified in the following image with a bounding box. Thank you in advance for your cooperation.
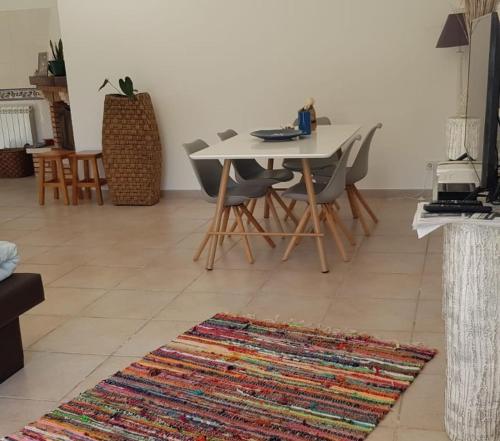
[36,85,69,105]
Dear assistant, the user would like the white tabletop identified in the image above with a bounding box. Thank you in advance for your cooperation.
[190,124,361,160]
[413,202,500,238]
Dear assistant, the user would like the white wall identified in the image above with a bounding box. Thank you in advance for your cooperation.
[58,0,459,190]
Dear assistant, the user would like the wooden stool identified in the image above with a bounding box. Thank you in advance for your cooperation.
[71,150,106,205]
[36,150,74,205]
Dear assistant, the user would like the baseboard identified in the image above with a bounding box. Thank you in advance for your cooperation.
[160,189,431,199]
[161,190,200,198]
[356,189,432,198]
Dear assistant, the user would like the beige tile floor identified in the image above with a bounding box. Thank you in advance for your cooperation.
[0,178,448,440]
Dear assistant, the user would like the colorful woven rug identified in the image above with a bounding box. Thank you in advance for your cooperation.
[5,314,436,441]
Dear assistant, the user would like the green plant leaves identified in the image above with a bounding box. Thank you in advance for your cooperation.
[98,79,110,91]
[49,39,64,61]
[119,76,135,98]
[98,76,137,97]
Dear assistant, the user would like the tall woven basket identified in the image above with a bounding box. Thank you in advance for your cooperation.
[102,92,162,205]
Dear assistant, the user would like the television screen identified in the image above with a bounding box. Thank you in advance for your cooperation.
[465,12,500,197]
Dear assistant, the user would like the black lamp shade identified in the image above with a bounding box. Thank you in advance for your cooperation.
[436,13,469,48]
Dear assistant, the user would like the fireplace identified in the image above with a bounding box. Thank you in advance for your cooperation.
[35,84,74,150]
[51,100,74,150]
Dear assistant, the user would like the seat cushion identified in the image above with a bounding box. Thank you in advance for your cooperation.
[282,182,327,202]
[223,180,275,206]
[0,273,44,328]
[256,168,294,182]
[283,158,338,172]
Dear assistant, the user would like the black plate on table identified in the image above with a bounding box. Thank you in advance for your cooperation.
[250,129,303,141]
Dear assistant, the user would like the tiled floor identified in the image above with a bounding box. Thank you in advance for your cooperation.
[0,177,448,440]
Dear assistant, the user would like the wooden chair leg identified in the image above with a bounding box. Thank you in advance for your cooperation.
[219,206,231,245]
[229,200,249,233]
[329,204,356,246]
[193,219,214,261]
[55,158,69,205]
[324,204,349,262]
[350,191,371,236]
[352,185,378,223]
[266,193,284,234]
[91,158,103,205]
[246,198,257,225]
[71,156,79,205]
[240,204,276,248]
[83,160,91,199]
[271,189,298,225]
[233,206,254,264]
[282,206,311,261]
[284,200,297,222]
[38,159,46,205]
[346,186,360,219]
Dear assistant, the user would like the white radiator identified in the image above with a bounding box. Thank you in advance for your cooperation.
[0,106,37,149]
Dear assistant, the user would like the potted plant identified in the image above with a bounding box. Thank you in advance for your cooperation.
[48,39,66,77]
[98,77,162,205]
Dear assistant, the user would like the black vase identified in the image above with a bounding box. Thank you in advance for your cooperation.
[48,60,66,76]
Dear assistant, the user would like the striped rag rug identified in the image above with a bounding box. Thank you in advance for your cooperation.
[4,313,436,441]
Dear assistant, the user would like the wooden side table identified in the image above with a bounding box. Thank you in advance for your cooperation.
[35,149,74,205]
[71,150,106,205]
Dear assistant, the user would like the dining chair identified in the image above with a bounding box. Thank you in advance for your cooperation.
[281,116,338,221]
[281,135,361,262]
[313,123,383,236]
[283,116,336,172]
[183,139,277,263]
[217,129,298,228]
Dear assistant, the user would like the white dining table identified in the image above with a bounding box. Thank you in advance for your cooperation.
[190,124,361,272]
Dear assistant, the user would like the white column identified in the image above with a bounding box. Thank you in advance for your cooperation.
[443,223,500,441]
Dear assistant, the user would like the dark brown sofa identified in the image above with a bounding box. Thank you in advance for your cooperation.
[0,273,44,382]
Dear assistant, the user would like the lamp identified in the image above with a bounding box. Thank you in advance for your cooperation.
[436,13,469,48]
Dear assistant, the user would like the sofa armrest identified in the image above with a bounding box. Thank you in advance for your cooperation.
[0,273,44,328]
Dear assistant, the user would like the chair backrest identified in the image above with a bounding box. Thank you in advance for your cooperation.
[347,123,383,185]
[217,129,263,181]
[183,139,226,200]
[317,135,360,203]
[217,129,238,141]
[292,116,332,126]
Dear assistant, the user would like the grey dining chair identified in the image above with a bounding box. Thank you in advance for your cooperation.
[282,116,336,222]
[183,139,276,263]
[283,116,337,172]
[281,135,361,262]
[217,129,298,230]
[313,123,383,236]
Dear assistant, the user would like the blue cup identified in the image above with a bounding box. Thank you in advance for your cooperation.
[298,110,311,135]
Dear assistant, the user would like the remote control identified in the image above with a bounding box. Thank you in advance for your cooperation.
[424,204,492,214]
[430,200,482,206]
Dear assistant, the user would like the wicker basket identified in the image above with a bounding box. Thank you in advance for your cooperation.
[102,92,162,205]
[0,148,34,178]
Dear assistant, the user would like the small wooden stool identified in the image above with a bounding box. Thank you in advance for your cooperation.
[36,150,74,205]
[71,150,106,205]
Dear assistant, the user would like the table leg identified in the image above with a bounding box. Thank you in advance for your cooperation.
[206,159,231,270]
[301,159,328,272]
[263,158,274,219]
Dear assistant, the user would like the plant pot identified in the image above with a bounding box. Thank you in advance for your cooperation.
[102,92,162,205]
[48,60,66,76]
